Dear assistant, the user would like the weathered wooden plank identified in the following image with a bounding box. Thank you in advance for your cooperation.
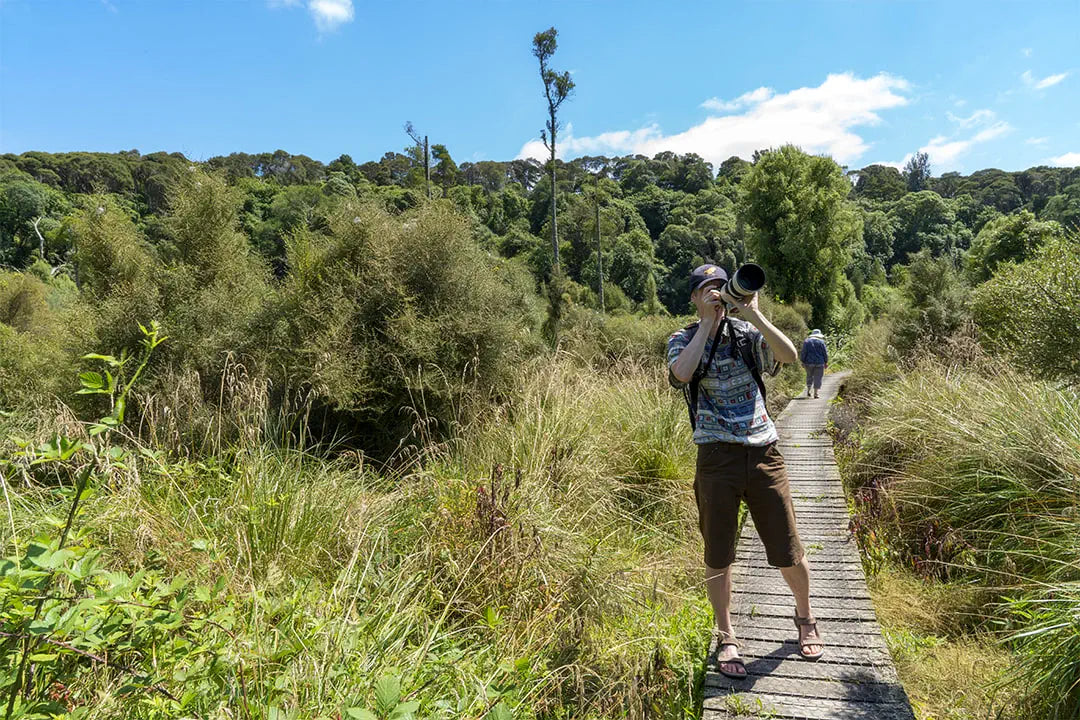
[733,580,870,598]
[703,691,916,720]
[738,553,864,566]
[731,584,871,601]
[719,616,883,639]
[728,639,893,667]
[731,625,887,650]
[706,638,896,680]
[732,602,879,622]
[705,673,907,703]
[734,591,874,609]
[742,560,863,572]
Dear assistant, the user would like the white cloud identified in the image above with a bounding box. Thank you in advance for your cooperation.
[516,124,664,164]
[1025,137,1049,145]
[308,0,354,32]
[1048,152,1080,167]
[701,87,774,112]
[863,159,908,172]
[1022,70,1068,90]
[881,111,1013,172]
[517,72,911,167]
[914,121,1012,169]
[972,122,1011,143]
[270,0,354,32]
[946,109,995,128]
[1022,48,1033,57]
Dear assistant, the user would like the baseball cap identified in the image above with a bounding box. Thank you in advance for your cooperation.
[689,264,728,294]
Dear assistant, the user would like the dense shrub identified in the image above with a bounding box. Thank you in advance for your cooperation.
[264,201,543,454]
[890,250,971,357]
[0,271,88,408]
[972,233,1080,383]
[840,360,1080,716]
[964,210,1065,283]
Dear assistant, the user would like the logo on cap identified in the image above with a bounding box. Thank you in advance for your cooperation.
[704,267,717,276]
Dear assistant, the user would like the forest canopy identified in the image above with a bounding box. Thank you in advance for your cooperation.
[3,147,1076,331]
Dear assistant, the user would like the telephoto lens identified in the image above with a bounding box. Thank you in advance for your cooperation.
[723,263,766,301]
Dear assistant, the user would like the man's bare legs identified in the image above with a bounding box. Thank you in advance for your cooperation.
[779,555,823,655]
[705,563,745,675]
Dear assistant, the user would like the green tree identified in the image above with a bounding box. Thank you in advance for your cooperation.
[1041,182,1080,228]
[958,169,1024,214]
[739,145,860,327]
[903,151,931,192]
[888,191,970,265]
[854,164,907,201]
[972,234,1080,382]
[404,121,431,199]
[431,144,460,189]
[716,156,751,186]
[0,176,69,267]
[629,184,679,239]
[965,210,1065,283]
[861,208,895,262]
[323,171,356,199]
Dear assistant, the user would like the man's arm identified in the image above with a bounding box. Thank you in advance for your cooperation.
[721,289,798,364]
[670,292,724,383]
[669,318,716,384]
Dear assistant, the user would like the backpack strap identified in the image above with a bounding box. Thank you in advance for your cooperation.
[728,317,768,409]
[682,321,722,432]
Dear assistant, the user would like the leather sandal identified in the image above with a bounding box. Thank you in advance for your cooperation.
[794,612,825,660]
[716,637,747,679]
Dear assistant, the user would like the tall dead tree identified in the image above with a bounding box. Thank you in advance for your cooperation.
[595,197,604,311]
[405,121,431,199]
[532,27,574,271]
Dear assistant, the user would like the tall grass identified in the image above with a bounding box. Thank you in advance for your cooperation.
[1,355,711,719]
[839,358,1080,717]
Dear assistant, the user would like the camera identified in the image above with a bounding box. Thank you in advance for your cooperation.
[722,263,766,301]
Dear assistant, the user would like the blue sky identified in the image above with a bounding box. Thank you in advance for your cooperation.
[1,0,1077,174]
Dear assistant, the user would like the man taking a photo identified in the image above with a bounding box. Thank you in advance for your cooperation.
[667,264,824,679]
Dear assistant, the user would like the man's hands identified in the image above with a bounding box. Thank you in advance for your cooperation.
[702,284,761,325]
[718,286,760,316]
[702,286,726,326]
[715,284,798,364]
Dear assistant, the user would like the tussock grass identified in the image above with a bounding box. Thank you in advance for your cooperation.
[2,356,711,718]
[839,357,1080,718]
[868,568,1021,720]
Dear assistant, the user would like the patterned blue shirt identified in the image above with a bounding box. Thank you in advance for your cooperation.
[667,318,781,446]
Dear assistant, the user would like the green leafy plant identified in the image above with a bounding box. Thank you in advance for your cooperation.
[1,321,179,719]
[342,674,421,720]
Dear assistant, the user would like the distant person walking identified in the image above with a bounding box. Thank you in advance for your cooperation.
[800,329,828,399]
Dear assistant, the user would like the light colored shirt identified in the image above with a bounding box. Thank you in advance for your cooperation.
[667,317,781,446]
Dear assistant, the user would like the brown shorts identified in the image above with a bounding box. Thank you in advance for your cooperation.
[693,441,804,569]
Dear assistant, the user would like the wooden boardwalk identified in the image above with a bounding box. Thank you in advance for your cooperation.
[702,371,915,720]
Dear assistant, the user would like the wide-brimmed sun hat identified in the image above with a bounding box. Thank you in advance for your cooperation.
[809,329,824,338]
